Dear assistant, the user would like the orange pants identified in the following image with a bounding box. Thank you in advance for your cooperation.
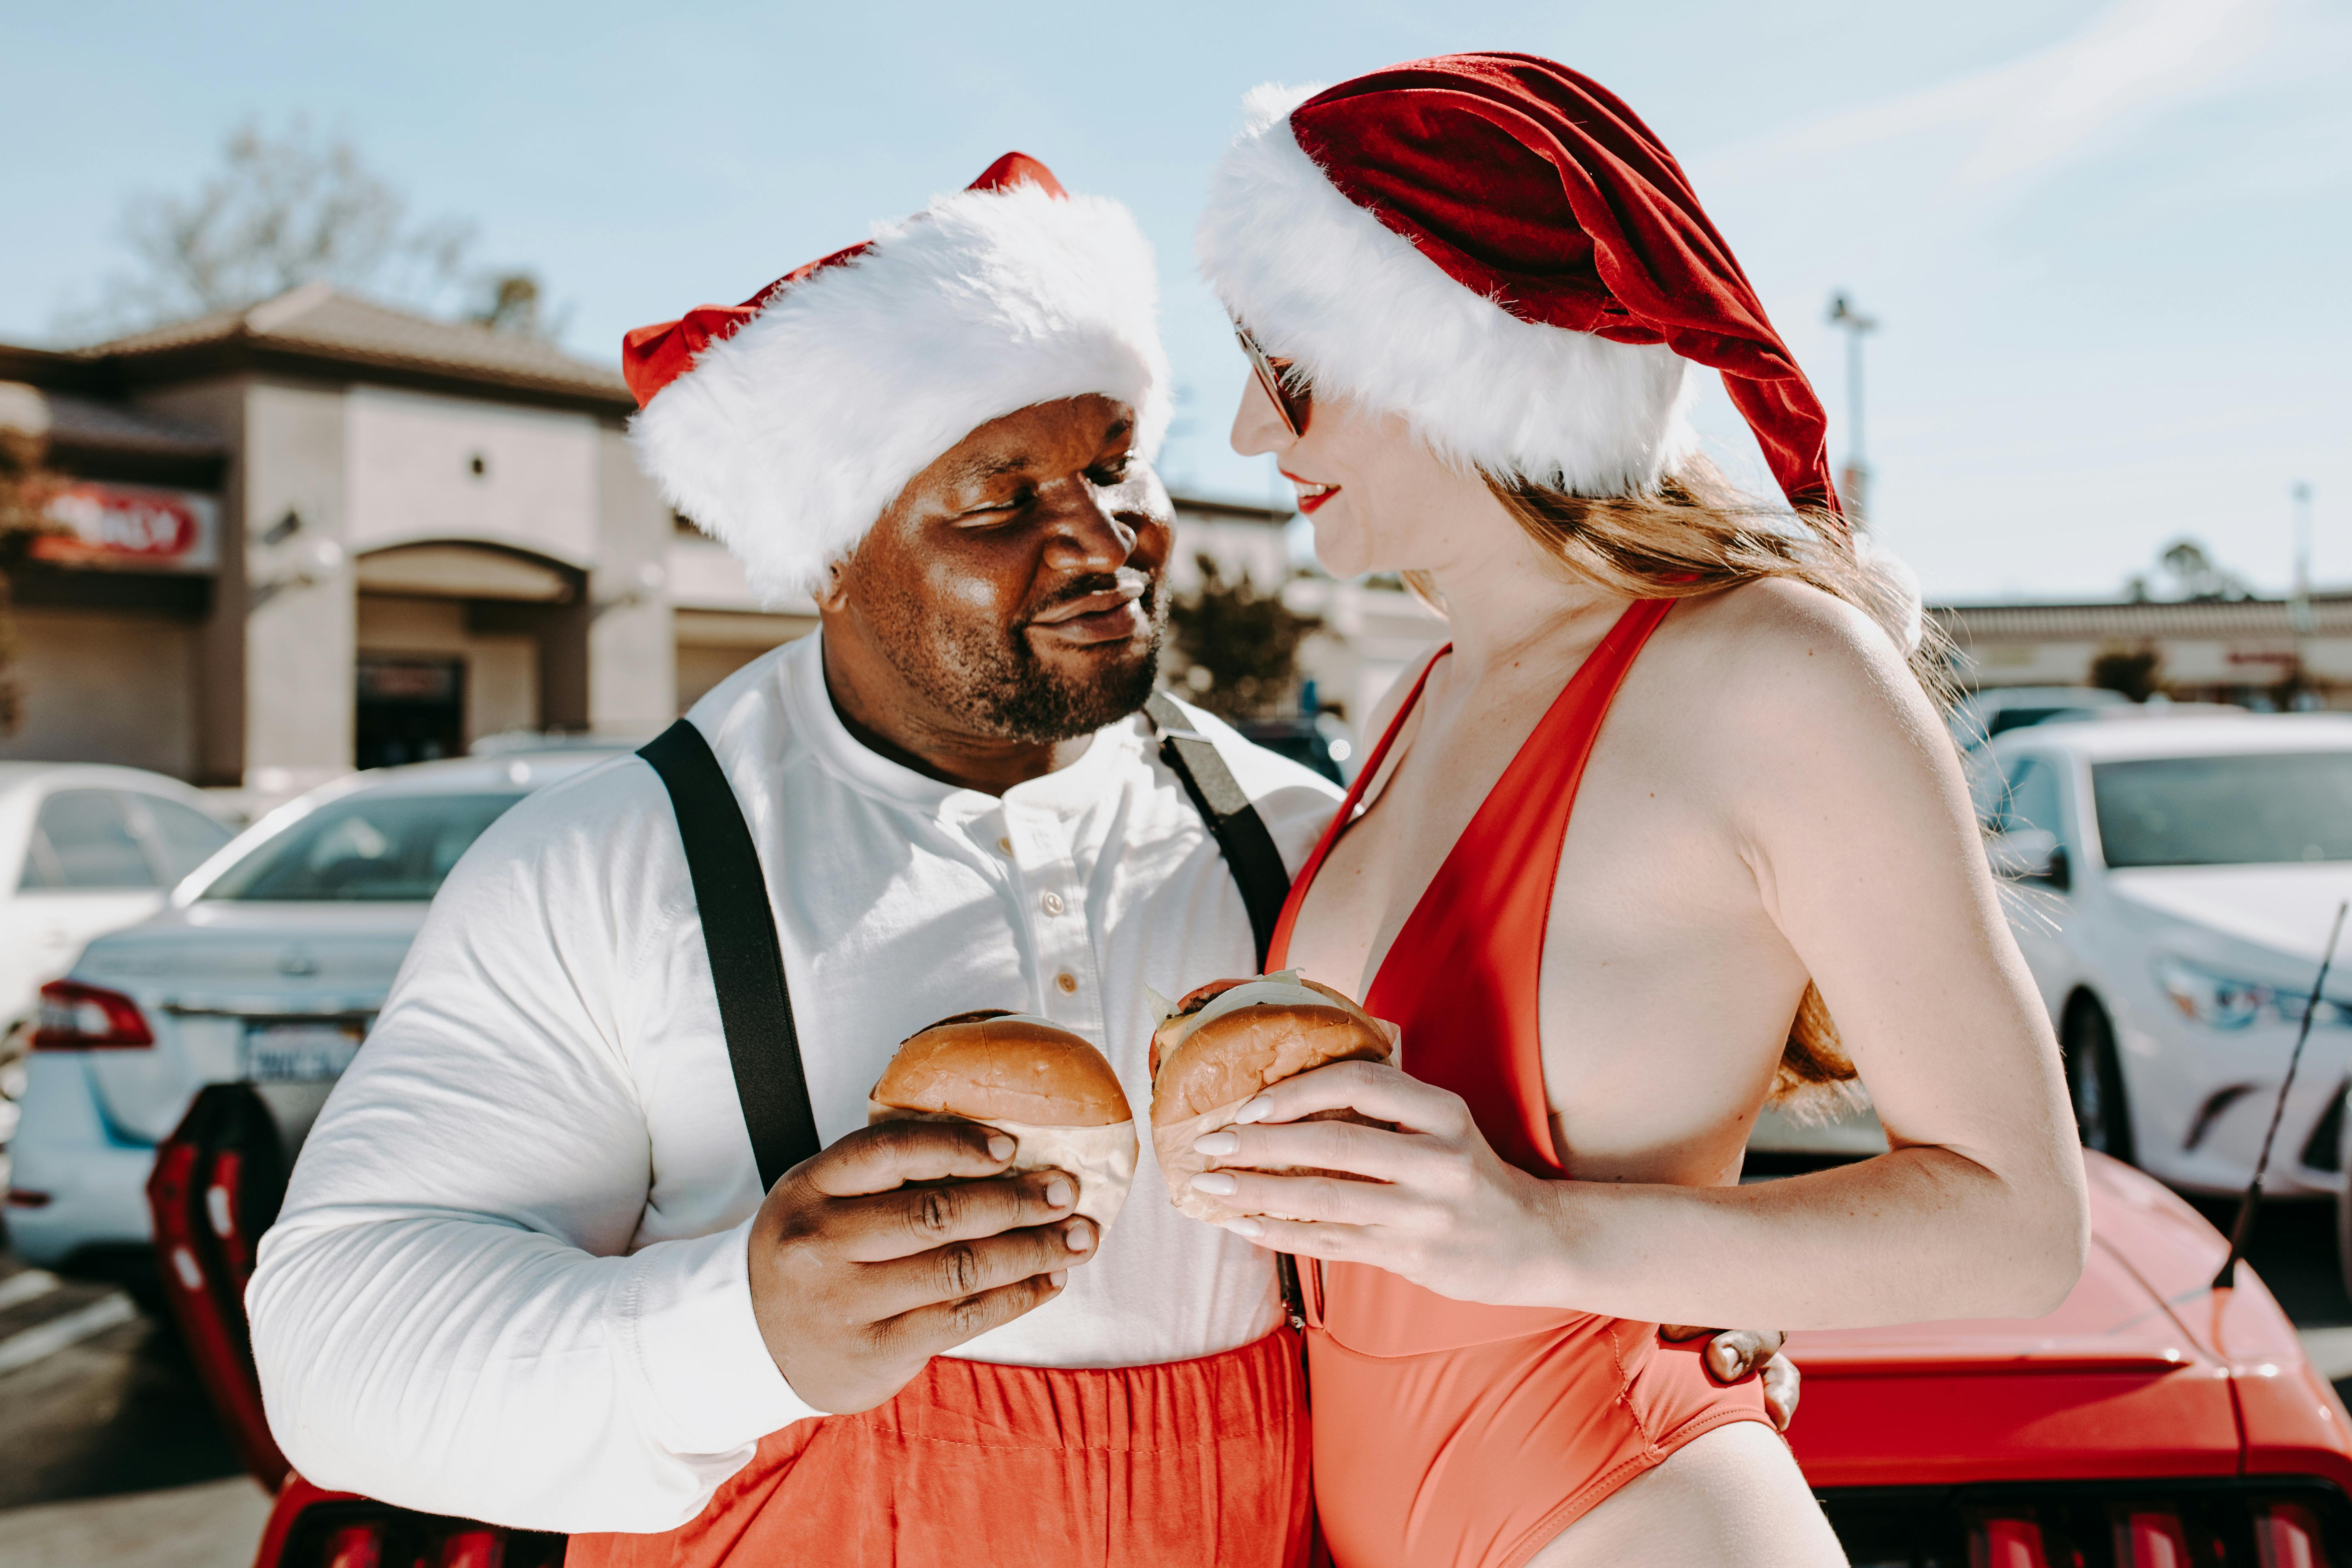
[567,1330,1313,1568]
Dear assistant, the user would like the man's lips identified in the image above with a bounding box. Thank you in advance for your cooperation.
[1028,588,1148,647]
[1282,468,1339,515]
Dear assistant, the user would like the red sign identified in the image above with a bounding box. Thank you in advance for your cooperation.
[36,483,218,571]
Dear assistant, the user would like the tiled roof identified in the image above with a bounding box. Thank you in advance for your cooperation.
[77,284,631,405]
[0,383,223,456]
[1936,595,2352,642]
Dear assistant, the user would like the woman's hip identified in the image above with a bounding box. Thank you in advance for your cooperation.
[1306,1316,1774,1568]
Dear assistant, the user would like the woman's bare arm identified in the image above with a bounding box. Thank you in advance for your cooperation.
[1196,585,2090,1329]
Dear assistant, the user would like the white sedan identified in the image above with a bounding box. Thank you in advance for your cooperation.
[0,765,238,1147]
[1981,712,2352,1197]
[4,746,622,1291]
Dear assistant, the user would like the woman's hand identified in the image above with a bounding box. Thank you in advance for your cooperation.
[1187,1058,1570,1306]
[1660,1326,1801,1431]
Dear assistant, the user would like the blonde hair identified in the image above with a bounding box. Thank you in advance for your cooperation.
[1434,458,1954,1116]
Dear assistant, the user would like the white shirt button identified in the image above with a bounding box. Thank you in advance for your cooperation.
[997,835,1012,854]
[1041,891,1065,916]
[1056,972,1079,995]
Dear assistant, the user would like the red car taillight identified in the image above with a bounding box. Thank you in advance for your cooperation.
[32,980,154,1049]
[1833,1483,2346,1566]
[437,1529,501,1568]
[2260,1501,2325,1568]
[1972,1516,2050,1568]
[2114,1509,2191,1568]
[321,1523,382,1568]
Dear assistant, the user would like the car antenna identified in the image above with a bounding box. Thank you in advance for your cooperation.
[2213,899,2350,1291]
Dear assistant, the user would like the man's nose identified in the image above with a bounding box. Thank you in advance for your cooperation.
[1042,483,1138,573]
[1229,371,1292,458]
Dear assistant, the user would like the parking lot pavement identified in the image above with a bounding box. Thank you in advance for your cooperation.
[0,1478,270,1568]
[0,1246,256,1564]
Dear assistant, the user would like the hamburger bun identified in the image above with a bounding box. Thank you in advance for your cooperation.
[869,1011,1138,1230]
[1145,972,1396,1223]
[874,1010,1132,1126]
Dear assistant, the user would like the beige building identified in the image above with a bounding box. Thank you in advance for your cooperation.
[0,287,1383,789]
[1940,594,2352,709]
[1,286,673,792]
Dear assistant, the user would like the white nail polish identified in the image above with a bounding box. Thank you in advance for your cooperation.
[1225,1217,1263,1239]
[1232,1098,1274,1124]
[1050,1270,1068,1288]
[1192,1131,1239,1156]
[1189,1171,1238,1195]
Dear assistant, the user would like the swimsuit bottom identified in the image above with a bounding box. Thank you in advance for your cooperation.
[1304,1261,1773,1568]
[565,1327,1312,1568]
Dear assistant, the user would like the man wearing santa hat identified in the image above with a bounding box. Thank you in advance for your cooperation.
[247,153,1789,1566]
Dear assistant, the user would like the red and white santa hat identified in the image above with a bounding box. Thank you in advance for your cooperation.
[624,154,1171,600]
[1196,54,1842,525]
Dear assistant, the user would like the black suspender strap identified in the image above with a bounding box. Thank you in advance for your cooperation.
[1144,692,1291,971]
[638,719,822,1191]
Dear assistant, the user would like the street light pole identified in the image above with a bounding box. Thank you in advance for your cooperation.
[2292,481,2316,634]
[1826,291,1878,523]
[2291,483,2317,709]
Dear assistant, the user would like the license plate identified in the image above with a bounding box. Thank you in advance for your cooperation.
[245,1021,363,1082]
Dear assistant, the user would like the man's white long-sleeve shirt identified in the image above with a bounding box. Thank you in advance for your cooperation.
[246,633,1343,1534]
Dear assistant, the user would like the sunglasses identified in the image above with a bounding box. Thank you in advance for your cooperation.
[1235,325,1311,436]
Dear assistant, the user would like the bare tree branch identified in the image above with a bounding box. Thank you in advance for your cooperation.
[60,118,560,340]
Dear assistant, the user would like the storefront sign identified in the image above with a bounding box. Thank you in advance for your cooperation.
[35,482,219,572]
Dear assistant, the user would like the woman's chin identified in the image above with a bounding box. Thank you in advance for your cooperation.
[1308,517,1380,581]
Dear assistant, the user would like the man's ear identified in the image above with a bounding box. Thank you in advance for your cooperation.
[820,557,852,613]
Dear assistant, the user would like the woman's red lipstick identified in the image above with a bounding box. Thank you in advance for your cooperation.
[1281,469,1340,515]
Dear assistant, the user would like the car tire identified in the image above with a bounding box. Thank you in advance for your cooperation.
[2062,994,2136,1165]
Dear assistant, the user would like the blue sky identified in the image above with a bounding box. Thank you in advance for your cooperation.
[4,0,2345,602]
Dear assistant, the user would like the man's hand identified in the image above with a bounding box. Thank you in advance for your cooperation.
[1660,1326,1800,1431]
[747,1120,1096,1414]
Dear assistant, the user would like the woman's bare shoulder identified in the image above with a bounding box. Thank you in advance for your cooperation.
[1667,578,1912,707]
[1656,577,1951,792]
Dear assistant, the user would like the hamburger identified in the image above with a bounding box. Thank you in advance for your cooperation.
[1146,971,1397,1223]
[869,1011,1138,1230]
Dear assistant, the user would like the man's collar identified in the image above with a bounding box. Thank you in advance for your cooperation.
[789,629,1140,820]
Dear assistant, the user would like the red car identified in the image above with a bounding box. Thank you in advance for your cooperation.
[1791,1150,2351,1562]
[157,1090,2352,1567]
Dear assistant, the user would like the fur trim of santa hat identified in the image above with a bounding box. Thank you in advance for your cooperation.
[1197,83,1696,496]
[628,169,1171,602]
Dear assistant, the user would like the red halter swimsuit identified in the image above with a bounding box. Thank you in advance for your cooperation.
[1266,599,1770,1568]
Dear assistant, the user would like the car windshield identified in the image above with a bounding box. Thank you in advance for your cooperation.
[2093,752,2352,868]
[201,792,524,901]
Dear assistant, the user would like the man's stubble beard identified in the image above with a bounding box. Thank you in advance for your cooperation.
[873,579,1167,746]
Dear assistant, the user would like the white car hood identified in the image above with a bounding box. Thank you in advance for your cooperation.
[2108,863,2352,961]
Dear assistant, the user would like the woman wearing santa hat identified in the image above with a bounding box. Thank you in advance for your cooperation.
[1188,54,2089,1566]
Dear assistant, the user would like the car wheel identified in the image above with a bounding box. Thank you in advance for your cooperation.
[2062,995,2136,1165]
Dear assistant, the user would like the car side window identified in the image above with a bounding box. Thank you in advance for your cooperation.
[2000,757,2066,839]
[127,794,236,884]
[20,789,159,890]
